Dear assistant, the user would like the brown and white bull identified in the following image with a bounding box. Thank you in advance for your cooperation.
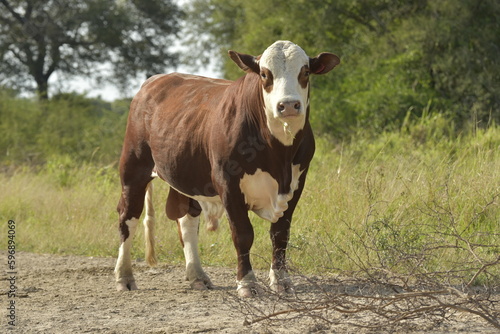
[114,40,339,297]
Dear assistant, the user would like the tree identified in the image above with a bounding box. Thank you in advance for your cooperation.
[185,0,500,136]
[0,0,182,99]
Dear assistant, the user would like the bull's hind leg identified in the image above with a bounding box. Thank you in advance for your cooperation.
[115,217,139,291]
[115,145,154,291]
[176,212,214,290]
[167,190,214,290]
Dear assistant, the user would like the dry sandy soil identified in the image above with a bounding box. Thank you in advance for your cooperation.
[1,251,498,333]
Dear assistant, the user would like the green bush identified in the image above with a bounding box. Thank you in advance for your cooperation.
[187,0,500,138]
[0,91,129,167]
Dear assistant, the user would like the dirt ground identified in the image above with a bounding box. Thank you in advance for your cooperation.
[1,251,498,333]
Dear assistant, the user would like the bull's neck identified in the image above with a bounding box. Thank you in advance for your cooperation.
[242,73,307,148]
[267,115,306,146]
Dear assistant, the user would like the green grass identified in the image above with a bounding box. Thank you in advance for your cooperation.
[1,123,499,285]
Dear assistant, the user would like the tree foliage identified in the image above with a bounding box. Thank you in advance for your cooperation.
[0,90,129,166]
[186,0,500,136]
[0,0,182,99]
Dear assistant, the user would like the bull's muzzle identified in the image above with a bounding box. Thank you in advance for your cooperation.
[277,100,301,118]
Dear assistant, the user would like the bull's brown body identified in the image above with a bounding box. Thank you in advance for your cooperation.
[114,41,339,296]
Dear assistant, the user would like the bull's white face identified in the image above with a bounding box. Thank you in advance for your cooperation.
[229,40,340,146]
[258,41,310,146]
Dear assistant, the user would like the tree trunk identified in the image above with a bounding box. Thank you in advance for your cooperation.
[36,79,49,100]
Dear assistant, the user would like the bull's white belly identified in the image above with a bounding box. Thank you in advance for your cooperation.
[239,164,303,223]
[161,164,303,224]
[165,184,225,228]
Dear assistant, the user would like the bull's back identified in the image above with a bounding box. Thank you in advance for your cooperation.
[138,73,231,131]
[130,73,232,196]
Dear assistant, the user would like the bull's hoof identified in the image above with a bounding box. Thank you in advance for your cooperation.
[237,286,259,298]
[237,271,260,297]
[116,276,138,291]
[237,282,264,298]
[190,278,214,290]
[269,268,294,295]
[116,279,138,291]
[270,282,295,294]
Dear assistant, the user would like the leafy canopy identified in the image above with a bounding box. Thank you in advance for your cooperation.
[186,0,500,136]
[0,0,182,99]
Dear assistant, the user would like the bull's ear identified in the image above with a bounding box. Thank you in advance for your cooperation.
[228,50,260,74]
[310,53,340,75]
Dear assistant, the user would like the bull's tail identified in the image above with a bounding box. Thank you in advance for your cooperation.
[143,182,157,266]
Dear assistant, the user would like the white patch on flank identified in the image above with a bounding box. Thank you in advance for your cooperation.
[259,41,310,146]
[114,218,139,290]
[239,164,304,223]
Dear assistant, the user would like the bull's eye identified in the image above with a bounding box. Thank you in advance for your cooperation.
[305,70,310,77]
[260,72,267,79]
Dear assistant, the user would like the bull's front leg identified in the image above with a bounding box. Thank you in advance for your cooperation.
[269,217,294,293]
[224,199,259,298]
[268,169,308,294]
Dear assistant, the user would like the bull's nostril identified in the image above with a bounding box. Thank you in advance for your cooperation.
[277,101,301,115]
